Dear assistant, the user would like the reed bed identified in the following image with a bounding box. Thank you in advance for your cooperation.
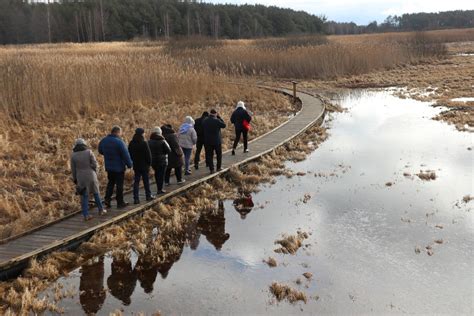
[0,43,295,239]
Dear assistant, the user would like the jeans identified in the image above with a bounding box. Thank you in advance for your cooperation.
[133,169,151,201]
[233,129,248,151]
[205,144,222,171]
[153,164,167,192]
[165,166,182,184]
[194,140,206,167]
[81,191,104,218]
[104,171,125,205]
[182,147,193,172]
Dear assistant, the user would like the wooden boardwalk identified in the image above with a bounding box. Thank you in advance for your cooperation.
[0,87,325,280]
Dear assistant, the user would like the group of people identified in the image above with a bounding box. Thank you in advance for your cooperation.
[71,102,253,220]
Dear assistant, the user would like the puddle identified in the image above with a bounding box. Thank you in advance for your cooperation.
[41,90,473,315]
[451,97,474,102]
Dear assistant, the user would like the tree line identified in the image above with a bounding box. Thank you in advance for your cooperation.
[0,0,326,44]
[327,10,474,35]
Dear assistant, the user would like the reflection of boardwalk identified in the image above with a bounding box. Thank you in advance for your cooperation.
[0,87,325,280]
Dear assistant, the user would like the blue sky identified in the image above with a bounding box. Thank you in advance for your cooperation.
[207,0,473,24]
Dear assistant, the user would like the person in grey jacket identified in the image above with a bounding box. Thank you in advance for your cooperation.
[71,138,107,221]
[178,116,197,175]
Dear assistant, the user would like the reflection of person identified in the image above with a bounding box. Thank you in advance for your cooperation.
[107,257,137,306]
[79,256,106,315]
[157,241,185,279]
[197,201,230,250]
[134,254,158,294]
[233,192,255,220]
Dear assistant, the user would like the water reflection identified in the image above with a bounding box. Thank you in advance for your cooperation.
[79,256,106,315]
[134,254,158,294]
[107,257,137,306]
[233,192,255,220]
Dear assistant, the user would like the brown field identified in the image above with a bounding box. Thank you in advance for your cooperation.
[1,28,473,241]
[0,27,473,314]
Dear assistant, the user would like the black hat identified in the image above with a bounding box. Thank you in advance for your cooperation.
[135,128,145,135]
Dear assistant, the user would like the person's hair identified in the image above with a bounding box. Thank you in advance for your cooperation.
[210,109,217,115]
[132,133,144,142]
[111,125,121,134]
[202,111,209,117]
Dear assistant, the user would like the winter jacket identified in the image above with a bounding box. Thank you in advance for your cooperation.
[231,107,252,131]
[128,137,152,172]
[194,115,208,142]
[71,144,100,194]
[161,126,184,168]
[98,134,133,172]
[178,127,197,149]
[202,116,227,146]
[148,134,171,167]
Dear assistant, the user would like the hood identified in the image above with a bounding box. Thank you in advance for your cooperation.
[150,134,165,141]
[179,123,194,134]
[73,144,88,152]
[161,125,175,135]
[236,101,246,110]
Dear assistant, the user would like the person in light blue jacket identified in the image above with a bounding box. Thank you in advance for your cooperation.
[98,126,133,209]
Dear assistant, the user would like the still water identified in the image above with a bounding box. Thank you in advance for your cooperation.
[44,90,473,315]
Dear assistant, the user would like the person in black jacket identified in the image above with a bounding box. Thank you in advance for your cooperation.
[148,127,171,194]
[230,101,252,155]
[193,111,209,170]
[202,109,226,173]
[161,124,185,185]
[128,128,153,204]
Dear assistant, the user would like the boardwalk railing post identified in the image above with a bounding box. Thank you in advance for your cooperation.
[292,81,298,103]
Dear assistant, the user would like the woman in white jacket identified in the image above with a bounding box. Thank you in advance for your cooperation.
[178,116,197,175]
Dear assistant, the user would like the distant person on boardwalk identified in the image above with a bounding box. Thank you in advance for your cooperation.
[193,111,209,170]
[148,127,171,194]
[178,116,197,175]
[202,109,226,173]
[161,124,185,185]
[128,128,154,205]
[231,101,252,155]
[70,138,107,221]
[98,126,133,209]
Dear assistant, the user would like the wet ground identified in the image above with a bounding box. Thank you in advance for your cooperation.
[43,90,473,315]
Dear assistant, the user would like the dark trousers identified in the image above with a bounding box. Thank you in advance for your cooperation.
[133,169,151,201]
[194,139,206,167]
[205,144,222,171]
[165,166,182,184]
[105,171,125,204]
[153,164,167,192]
[233,129,248,151]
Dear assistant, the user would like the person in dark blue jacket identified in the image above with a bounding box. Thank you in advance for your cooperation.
[230,101,252,155]
[202,109,226,173]
[98,126,133,209]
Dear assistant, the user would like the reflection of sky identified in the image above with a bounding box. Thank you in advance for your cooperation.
[47,90,473,315]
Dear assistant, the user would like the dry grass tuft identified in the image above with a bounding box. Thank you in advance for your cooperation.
[264,257,278,268]
[269,282,307,304]
[274,231,309,255]
[417,170,437,181]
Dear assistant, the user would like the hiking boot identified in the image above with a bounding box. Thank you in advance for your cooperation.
[99,209,107,216]
[84,215,93,221]
[146,195,155,201]
[217,168,223,172]
[185,170,192,176]
[232,149,236,156]
[134,199,140,205]
[158,190,167,194]
[117,202,129,209]
[244,149,249,153]
[165,182,171,187]
[194,164,199,170]
[177,179,186,184]
[104,200,111,208]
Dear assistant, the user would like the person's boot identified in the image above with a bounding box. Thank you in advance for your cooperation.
[117,201,129,209]
[194,164,199,170]
[146,195,155,202]
[232,149,236,156]
[104,199,111,208]
[244,148,249,153]
[134,199,140,205]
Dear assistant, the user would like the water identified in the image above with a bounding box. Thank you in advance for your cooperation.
[451,97,474,102]
[42,90,473,315]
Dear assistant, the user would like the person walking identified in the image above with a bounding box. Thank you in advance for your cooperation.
[202,109,226,173]
[98,126,133,209]
[71,138,107,221]
[161,124,185,185]
[231,101,252,155]
[128,128,154,205]
[194,111,209,170]
[148,127,171,194]
[178,116,197,175]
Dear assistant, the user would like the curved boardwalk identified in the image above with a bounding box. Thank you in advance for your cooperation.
[0,87,325,280]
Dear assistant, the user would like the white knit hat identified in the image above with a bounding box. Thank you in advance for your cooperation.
[74,138,87,146]
[236,101,246,110]
[152,126,162,136]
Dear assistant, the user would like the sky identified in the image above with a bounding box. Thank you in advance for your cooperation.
[207,0,473,24]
